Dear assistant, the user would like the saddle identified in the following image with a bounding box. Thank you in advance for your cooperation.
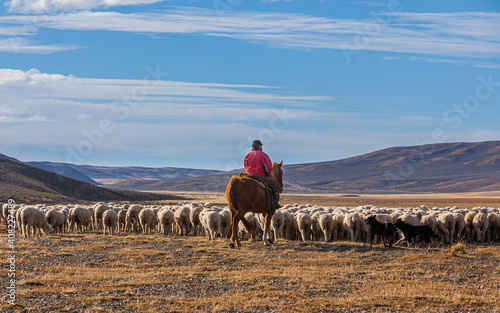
[239,172,269,190]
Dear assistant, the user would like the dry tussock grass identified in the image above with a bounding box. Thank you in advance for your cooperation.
[0,230,499,312]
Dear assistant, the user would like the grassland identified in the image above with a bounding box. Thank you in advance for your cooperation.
[1,228,499,312]
[1,193,500,312]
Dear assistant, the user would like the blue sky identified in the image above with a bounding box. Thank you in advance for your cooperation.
[0,0,499,170]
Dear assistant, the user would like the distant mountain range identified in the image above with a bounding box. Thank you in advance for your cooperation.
[3,141,500,199]
[0,156,183,204]
[27,162,223,185]
[105,141,500,194]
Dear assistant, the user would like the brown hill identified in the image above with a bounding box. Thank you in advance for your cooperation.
[106,141,500,194]
[0,156,183,204]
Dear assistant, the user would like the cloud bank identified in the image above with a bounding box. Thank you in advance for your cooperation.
[5,0,165,13]
[2,7,499,57]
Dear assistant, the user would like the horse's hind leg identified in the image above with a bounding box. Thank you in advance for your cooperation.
[229,213,241,248]
[263,212,274,246]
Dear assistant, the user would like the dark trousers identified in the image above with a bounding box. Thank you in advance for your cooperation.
[246,174,281,192]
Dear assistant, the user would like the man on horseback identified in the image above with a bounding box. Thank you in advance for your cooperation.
[244,140,282,209]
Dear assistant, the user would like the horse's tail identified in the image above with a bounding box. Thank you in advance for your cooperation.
[226,175,253,236]
[226,176,239,212]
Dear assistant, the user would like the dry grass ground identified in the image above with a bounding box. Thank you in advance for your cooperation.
[1,229,499,312]
[2,193,500,312]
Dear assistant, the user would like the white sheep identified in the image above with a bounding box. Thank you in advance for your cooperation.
[157,208,175,236]
[125,204,143,232]
[21,207,52,238]
[58,208,69,232]
[436,213,455,244]
[497,216,500,241]
[318,214,334,242]
[332,214,345,241]
[486,212,498,242]
[15,206,25,232]
[282,211,295,240]
[93,203,110,230]
[219,209,232,239]
[189,206,203,236]
[117,209,127,231]
[45,209,65,234]
[174,206,191,236]
[464,211,477,242]
[420,215,437,233]
[271,210,285,241]
[343,213,361,242]
[200,210,221,240]
[472,213,489,243]
[359,216,372,243]
[310,212,325,241]
[102,209,118,236]
[139,208,157,234]
[68,207,92,233]
[399,214,420,226]
[1,203,8,226]
[452,212,466,242]
[295,213,313,242]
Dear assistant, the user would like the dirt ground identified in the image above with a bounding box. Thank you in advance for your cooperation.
[1,193,499,312]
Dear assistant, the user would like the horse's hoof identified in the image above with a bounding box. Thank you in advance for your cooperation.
[267,239,274,244]
[229,242,236,249]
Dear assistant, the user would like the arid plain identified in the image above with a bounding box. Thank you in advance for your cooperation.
[1,192,499,312]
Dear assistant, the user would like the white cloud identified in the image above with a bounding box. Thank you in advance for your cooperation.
[1,67,499,168]
[0,67,333,127]
[5,0,166,13]
[2,8,499,57]
[474,63,500,70]
[409,56,467,66]
[0,38,80,54]
[0,68,73,84]
[0,113,57,123]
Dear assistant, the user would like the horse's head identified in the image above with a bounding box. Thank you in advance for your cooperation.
[272,160,283,193]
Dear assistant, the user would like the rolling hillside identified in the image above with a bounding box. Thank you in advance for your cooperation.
[27,162,223,185]
[106,141,500,194]
[0,156,183,204]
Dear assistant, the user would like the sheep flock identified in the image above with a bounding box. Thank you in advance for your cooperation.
[2,201,500,246]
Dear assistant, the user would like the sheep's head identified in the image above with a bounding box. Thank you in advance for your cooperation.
[43,223,54,235]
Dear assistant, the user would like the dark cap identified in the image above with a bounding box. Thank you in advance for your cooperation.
[252,140,263,150]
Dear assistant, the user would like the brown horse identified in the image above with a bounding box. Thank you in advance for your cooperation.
[225,161,283,248]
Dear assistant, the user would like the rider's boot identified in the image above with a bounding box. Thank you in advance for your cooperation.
[271,190,281,209]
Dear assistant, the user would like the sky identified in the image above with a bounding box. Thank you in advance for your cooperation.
[0,0,499,171]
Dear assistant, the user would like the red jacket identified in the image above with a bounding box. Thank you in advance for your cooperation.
[244,149,273,176]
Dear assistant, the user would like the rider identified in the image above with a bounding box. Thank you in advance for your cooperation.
[244,140,281,209]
